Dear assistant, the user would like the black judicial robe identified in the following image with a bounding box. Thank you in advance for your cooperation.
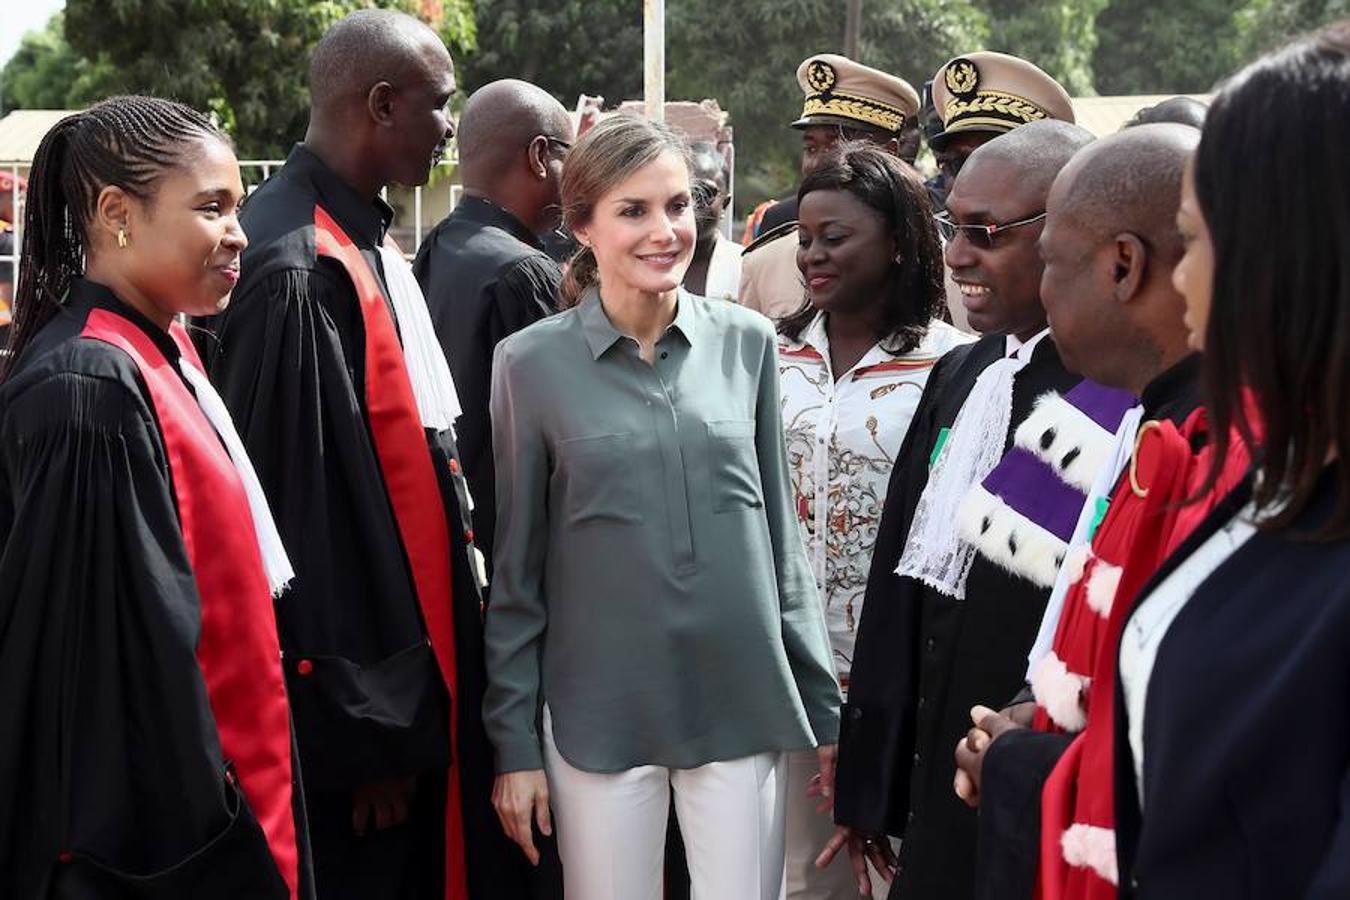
[836,333,1080,900]
[972,354,1202,900]
[412,196,560,576]
[0,283,312,899]
[1113,469,1350,900]
[199,145,501,898]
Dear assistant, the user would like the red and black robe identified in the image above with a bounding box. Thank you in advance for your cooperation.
[200,143,506,900]
[0,281,309,899]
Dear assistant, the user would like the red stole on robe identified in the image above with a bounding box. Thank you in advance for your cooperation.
[313,206,468,900]
[80,308,299,898]
[1037,408,1251,900]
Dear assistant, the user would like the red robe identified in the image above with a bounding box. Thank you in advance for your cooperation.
[1036,409,1250,900]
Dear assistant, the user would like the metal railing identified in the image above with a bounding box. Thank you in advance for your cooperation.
[0,157,464,282]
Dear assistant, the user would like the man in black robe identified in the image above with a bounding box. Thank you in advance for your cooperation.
[412,78,571,582]
[200,10,502,899]
[952,123,1204,900]
[827,121,1093,900]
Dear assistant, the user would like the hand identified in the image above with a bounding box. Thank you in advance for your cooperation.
[816,825,896,897]
[351,775,418,836]
[953,705,1025,808]
[809,743,838,814]
[1003,699,1037,728]
[492,770,553,865]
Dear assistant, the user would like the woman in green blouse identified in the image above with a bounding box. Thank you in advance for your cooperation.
[484,114,841,899]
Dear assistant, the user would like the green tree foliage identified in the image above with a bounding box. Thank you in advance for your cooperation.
[459,0,642,101]
[1236,0,1349,57]
[461,0,984,213]
[1092,0,1249,93]
[1093,0,1345,95]
[6,0,1346,208]
[0,14,118,114]
[666,0,986,211]
[60,0,475,158]
[979,0,1106,94]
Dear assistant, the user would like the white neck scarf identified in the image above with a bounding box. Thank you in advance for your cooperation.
[177,357,295,597]
[895,343,1037,598]
[379,246,462,434]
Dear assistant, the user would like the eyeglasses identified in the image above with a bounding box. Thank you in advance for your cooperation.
[544,137,573,157]
[692,179,723,210]
[933,211,1047,250]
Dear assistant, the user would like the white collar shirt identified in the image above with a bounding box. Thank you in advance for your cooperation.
[1005,326,1051,360]
[778,311,975,685]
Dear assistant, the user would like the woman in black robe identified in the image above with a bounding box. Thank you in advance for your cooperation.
[0,97,310,899]
[1113,23,1350,899]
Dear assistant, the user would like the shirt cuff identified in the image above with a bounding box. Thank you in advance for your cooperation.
[810,709,842,746]
[494,736,545,774]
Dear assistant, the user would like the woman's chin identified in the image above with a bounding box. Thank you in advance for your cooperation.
[630,275,685,296]
[184,293,232,319]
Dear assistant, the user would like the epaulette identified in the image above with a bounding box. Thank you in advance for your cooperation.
[743,219,799,255]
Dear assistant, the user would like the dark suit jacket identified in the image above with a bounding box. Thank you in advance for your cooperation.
[1115,471,1350,899]
[837,334,1080,900]
[973,355,1203,900]
[412,197,561,573]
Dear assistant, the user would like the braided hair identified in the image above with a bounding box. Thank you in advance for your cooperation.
[3,95,227,380]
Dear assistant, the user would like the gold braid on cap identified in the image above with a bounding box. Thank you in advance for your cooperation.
[802,90,907,133]
[942,90,1049,131]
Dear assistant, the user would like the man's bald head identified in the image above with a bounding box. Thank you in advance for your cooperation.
[455,79,574,233]
[457,80,572,186]
[1125,97,1207,130]
[1039,124,1201,391]
[304,10,455,193]
[1052,123,1200,265]
[960,120,1097,204]
[309,10,450,114]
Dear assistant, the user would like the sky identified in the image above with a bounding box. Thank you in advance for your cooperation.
[1,0,66,68]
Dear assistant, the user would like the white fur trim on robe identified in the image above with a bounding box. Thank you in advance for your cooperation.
[1029,650,1089,733]
[1085,559,1124,618]
[1015,392,1119,492]
[1061,823,1119,886]
[958,483,1069,589]
[1025,407,1143,680]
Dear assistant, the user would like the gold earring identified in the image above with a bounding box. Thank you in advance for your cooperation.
[117,229,128,249]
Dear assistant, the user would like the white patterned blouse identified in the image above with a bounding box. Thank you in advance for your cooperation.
[778,312,975,687]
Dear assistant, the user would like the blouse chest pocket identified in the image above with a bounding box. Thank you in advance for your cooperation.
[556,432,641,525]
[706,420,764,514]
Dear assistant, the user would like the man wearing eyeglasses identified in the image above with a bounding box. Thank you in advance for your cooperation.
[740,54,922,321]
[414,79,573,581]
[825,120,1096,900]
[411,78,572,900]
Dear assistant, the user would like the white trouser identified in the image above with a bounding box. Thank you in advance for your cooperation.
[543,710,788,900]
[782,749,897,900]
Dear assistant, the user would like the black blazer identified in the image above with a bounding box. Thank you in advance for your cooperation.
[838,334,1082,900]
[1114,472,1350,899]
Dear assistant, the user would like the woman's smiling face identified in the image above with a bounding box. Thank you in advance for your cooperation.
[574,151,696,297]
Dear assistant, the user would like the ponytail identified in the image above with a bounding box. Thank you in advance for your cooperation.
[1,96,225,381]
[2,115,84,380]
[559,245,598,309]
